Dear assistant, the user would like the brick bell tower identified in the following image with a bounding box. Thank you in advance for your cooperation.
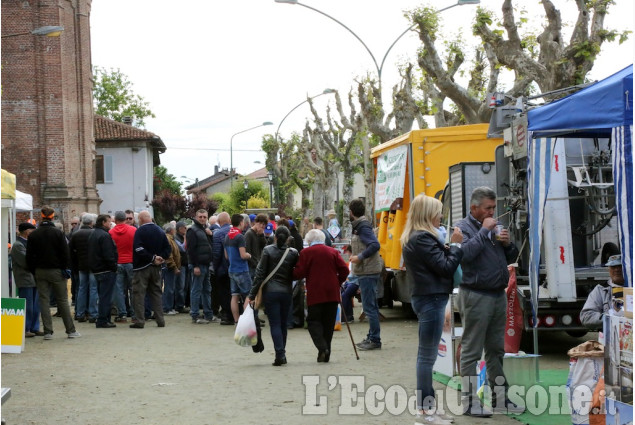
[1,0,101,229]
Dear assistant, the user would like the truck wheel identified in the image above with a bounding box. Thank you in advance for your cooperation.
[566,330,588,338]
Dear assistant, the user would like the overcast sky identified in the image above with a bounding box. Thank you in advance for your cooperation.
[90,0,634,185]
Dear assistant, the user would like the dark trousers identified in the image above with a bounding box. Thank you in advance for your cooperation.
[215,274,231,321]
[131,266,164,326]
[94,271,116,325]
[307,301,338,353]
[264,291,292,359]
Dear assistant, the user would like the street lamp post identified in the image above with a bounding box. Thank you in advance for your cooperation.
[267,171,274,208]
[243,179,249,209]
[1,25,65,38]
[230,121,273,188]
[274,88,336,142]
[274,0,480,90]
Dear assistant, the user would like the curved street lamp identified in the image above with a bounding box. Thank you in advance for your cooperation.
[274,88,336,142]
[2,25,64,38]
[230,121,273,188]
[274,0,480,90]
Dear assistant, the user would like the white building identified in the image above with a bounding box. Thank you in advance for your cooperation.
[94,115,166,215]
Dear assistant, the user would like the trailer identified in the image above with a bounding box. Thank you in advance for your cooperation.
[370,124,502,313]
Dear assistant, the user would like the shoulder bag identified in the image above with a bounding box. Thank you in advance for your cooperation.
[254,247,290,310]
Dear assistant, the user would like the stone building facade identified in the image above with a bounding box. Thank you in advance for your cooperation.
[1,0,100,230]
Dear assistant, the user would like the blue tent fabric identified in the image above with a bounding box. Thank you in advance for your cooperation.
[529,65,633,137]
[527,65,633,290]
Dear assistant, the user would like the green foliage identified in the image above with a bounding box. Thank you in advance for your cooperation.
[407,6,441,41]
[93,66,156,128]
[211,192,231,213]
[153,166,182,196]
[220,180,269,215]
[247,194,269,210]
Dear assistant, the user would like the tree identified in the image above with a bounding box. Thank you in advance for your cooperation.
[151,191,218,226]
[93,66,156,128]
[153,165,182,196]
[406,0,631,125]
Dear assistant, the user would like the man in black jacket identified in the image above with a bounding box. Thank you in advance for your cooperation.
[88,214,118,328]
[69,214,98,322]
[186,209,215,324]
[26,205,80,340]
[129,211,171,329]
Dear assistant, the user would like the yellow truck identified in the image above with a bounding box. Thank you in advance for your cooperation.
[370,124,502,309]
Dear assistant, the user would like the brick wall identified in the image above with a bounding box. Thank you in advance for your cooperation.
[1,0,100,231]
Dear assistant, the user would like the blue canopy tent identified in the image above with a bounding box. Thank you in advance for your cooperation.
[523,65,632,378]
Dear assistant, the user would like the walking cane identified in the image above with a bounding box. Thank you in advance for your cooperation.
[340,297,359,360]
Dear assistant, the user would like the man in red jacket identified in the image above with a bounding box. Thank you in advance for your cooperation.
[109,211,136,322]
[293,229,349,363]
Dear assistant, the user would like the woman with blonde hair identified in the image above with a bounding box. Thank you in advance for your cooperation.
[401,194,463,425]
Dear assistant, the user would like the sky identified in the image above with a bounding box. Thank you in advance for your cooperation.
[90,0,634,186]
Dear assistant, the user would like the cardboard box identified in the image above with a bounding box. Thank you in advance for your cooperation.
[624,287,633,319]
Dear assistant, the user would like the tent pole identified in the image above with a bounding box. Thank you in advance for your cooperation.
[533,327,540,382]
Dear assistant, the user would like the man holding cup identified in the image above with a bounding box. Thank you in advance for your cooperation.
[456,187,522,416]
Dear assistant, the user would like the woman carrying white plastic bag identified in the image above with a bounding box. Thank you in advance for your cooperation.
[234,303,258,347]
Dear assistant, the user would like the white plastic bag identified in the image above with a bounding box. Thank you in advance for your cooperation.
[234,303,258,347]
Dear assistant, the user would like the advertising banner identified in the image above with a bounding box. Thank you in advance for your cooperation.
[1,297,26,353]
[374,145,408,213]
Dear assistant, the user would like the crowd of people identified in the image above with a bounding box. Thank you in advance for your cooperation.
[10,202,385,366]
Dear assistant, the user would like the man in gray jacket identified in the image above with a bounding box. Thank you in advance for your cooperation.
[348,199,383,351]
[456,187,520,416]
[11,222,42,337]
[580,254,624,328]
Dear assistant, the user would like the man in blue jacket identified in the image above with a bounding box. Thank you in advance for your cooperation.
[129,211,171,329]
[87,214,118,328]
[456,187,522,416]
[212,212,233,325]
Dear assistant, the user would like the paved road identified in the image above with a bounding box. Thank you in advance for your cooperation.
[1,302,585,425]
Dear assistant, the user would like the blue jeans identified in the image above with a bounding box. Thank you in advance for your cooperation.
[189,264,213,319]
[18,287,40,332]
[264,291,292,359]
[77,271,98,319]
[358,274,381,343]
[229,271,252,296]
[175,266,188,310]
[411,294,449,410]
[94,271,117,325]
[115,263,133,318]
[341,276,359,321]
[162,268,177,312]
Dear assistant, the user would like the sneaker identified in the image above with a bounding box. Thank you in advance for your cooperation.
[492,398,525,414]
[436,412,454,422]
[357,340,381,351]
[415,413,452,425]
[44,333,53,340]
[209,316,220,323]
[196,318,210,324]
[67,331,81,339]
[355,338,369,347]
[165,310,178,316]
[114,316,128,323]
[220,319,235,326]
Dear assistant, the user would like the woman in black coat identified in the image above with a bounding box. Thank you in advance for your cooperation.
[401,194,463,425]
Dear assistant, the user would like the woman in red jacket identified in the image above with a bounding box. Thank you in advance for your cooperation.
[293,229,349,363]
